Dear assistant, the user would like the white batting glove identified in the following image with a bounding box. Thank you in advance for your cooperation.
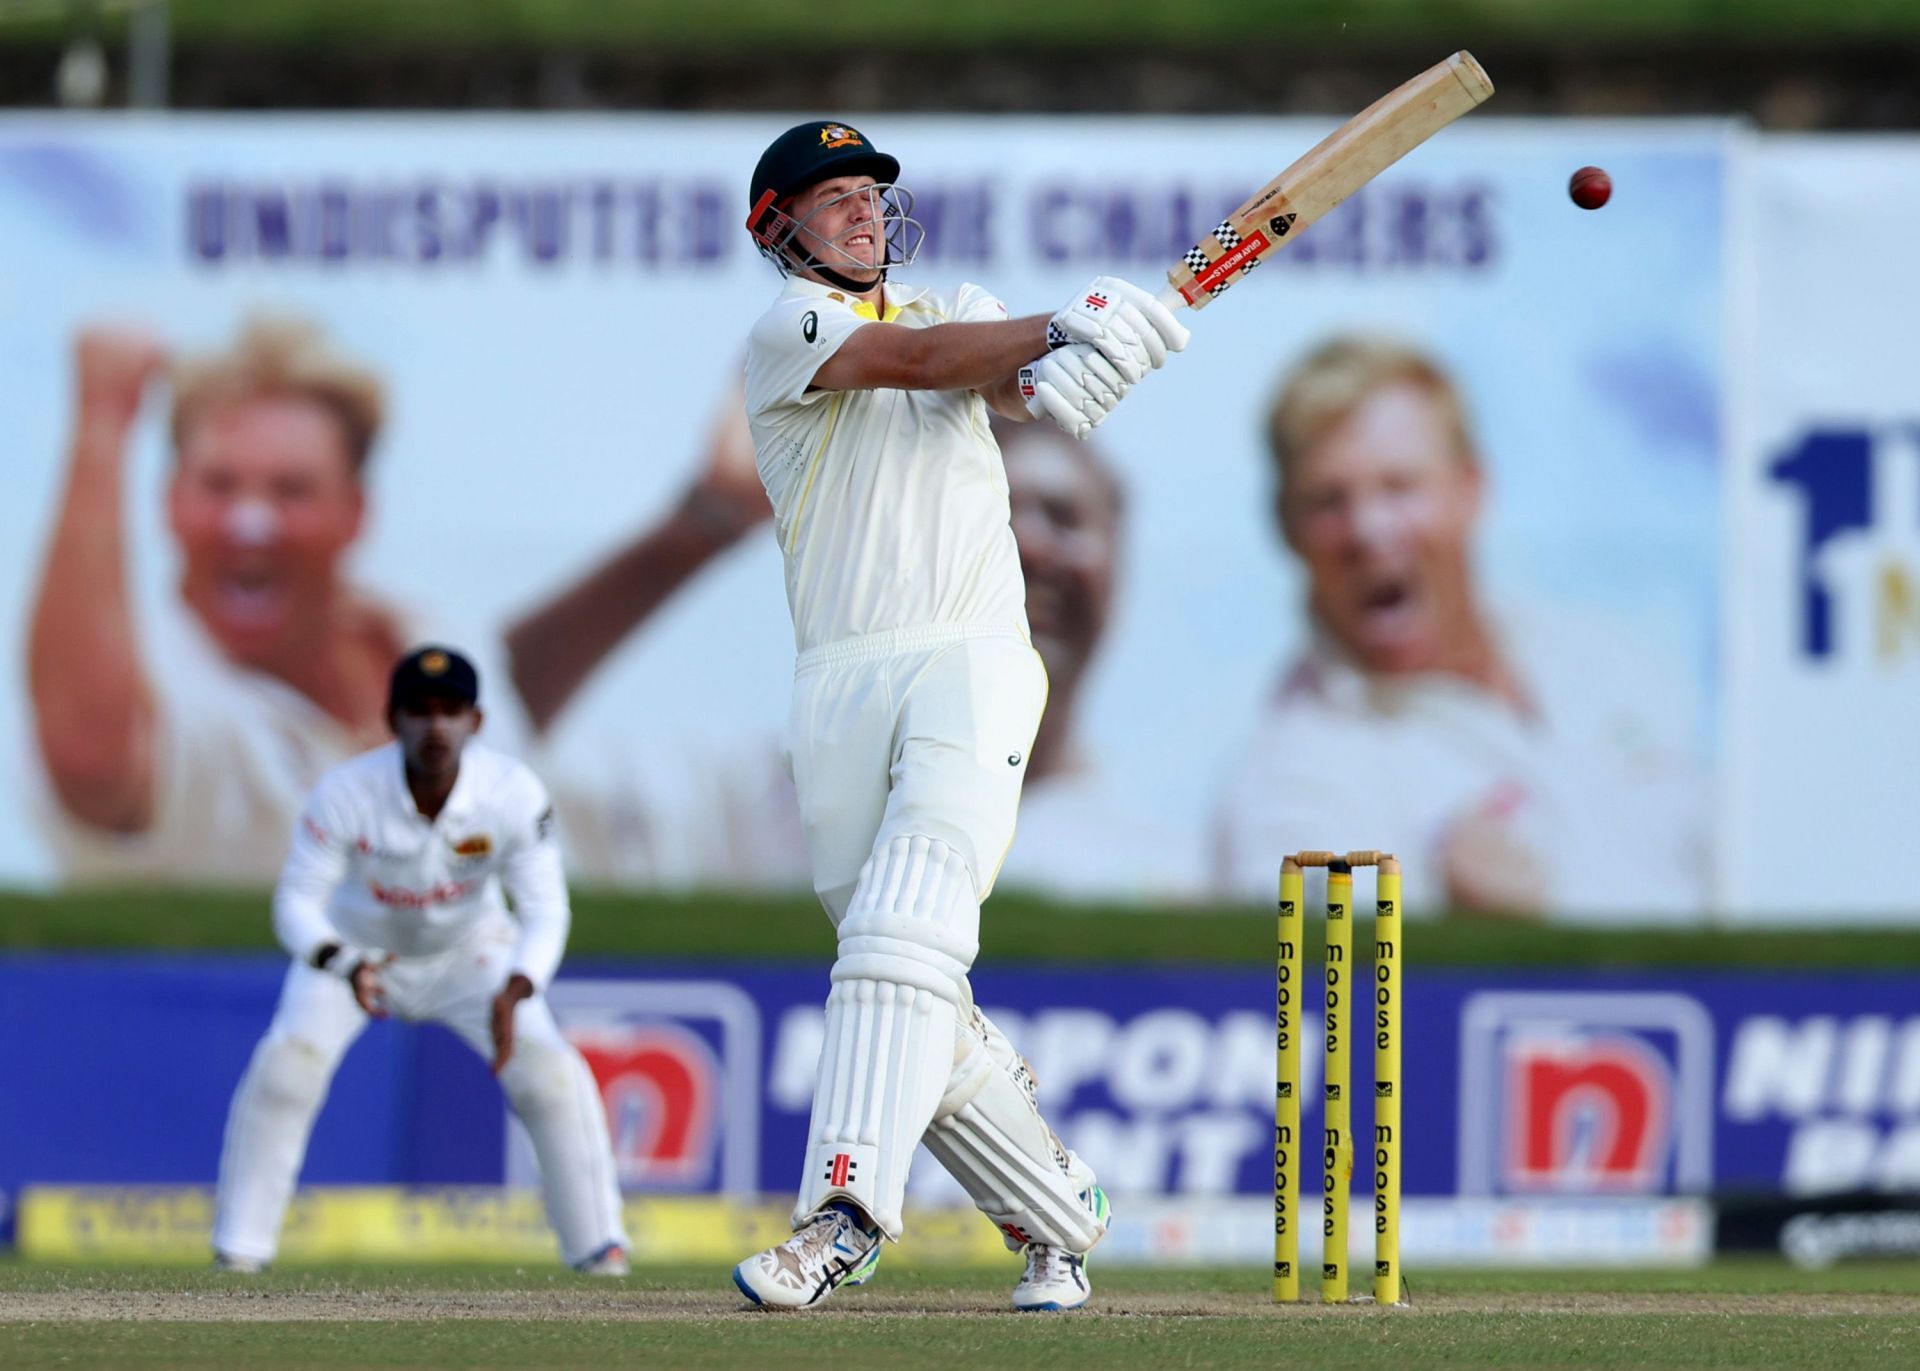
[1020,344,1132,440]
[1047,275,1191,383]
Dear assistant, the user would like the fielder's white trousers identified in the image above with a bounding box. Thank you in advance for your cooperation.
[212,915,628,1266]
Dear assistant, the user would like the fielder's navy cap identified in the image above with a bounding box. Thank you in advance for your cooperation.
[388,645,479,711]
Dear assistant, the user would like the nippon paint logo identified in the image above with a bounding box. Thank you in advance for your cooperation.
[1723,1014,1920,1194]
[1769,425,1920,666]
[1458,992,1715,1197]
[508,980,762,1194]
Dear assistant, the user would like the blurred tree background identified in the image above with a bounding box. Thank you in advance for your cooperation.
[2,0,1918,125]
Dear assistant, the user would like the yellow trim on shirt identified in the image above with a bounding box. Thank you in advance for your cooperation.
[785,391,847,554]
[851,298,904,323]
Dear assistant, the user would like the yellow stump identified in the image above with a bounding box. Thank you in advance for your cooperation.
[1322,860,1352,1304]
[1373,858,1403,1305]
[1274,860,1304,1303]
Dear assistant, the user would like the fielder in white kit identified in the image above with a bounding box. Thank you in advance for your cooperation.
[212,646,629,1275]
[729,121,1188,1311]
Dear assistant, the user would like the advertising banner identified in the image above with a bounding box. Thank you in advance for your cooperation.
[0,115,1728,919]
[5,956,1912,1253]
[1722,136,1920,919]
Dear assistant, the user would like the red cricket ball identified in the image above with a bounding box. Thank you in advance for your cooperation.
[1569,165,1612,211]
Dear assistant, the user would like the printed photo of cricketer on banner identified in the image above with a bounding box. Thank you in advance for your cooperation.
[0,117,1727,918]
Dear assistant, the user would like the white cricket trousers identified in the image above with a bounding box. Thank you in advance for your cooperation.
[786,623,1113,1245]
[789,622,1048,923]
[212,915,628,1266]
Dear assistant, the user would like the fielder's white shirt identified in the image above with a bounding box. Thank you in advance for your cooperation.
[273,741,571,989]
[744,275,1029,652]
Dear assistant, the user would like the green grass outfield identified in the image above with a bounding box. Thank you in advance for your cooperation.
[2,1259,1918,1369]
[7,0,1920,52]
[4,885,1918,970]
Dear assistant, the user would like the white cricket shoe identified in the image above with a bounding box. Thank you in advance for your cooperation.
[1010,1184,1108,1312]
[732,1201,882,1309]
[212,1252,266,1274]
[574,1242,630,1277]
[1012,1244,1091,1311]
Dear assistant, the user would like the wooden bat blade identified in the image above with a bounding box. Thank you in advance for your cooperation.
[1163,50,1494,311]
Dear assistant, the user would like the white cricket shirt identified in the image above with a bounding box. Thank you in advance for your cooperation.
[272,740,571,989]
[744,275,1029,652]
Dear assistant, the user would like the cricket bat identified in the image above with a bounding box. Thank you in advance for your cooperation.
[1161,51,1495,312]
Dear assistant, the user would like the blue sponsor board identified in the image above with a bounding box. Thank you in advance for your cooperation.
[3,956,1916,1236]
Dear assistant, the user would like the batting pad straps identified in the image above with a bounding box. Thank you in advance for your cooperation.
[832,835,981,1005]
[922,1013,1108,1254]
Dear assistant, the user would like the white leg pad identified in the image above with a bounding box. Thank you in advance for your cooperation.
[795,835,979,1240]
[922,1009,1108,1254]
[497,1028,630,1268]
[211,1034,340,1262]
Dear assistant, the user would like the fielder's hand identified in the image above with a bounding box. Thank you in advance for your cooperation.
[1021,344,1131,440]
[348,956,394,1019]
[490,972,536,1074]
[1048,276,1190,382]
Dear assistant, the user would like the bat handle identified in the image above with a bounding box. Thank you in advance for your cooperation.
[1156,283,1190,314]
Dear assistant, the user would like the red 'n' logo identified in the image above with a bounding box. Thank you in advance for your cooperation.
[1503,1032,1672,1192]
[574,1024,719,1187]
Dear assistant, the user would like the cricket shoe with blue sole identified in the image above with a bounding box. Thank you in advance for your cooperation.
[732,1200,882,1309]
[1011,1185,1110,1312]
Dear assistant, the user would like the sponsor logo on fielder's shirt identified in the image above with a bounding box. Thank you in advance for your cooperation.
[451,834,493,858]
[369,878,476,909]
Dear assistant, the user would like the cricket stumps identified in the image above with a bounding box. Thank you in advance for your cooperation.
[1275,850,1404,1307]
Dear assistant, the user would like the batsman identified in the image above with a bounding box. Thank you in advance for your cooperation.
[730,120,1188,1311]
